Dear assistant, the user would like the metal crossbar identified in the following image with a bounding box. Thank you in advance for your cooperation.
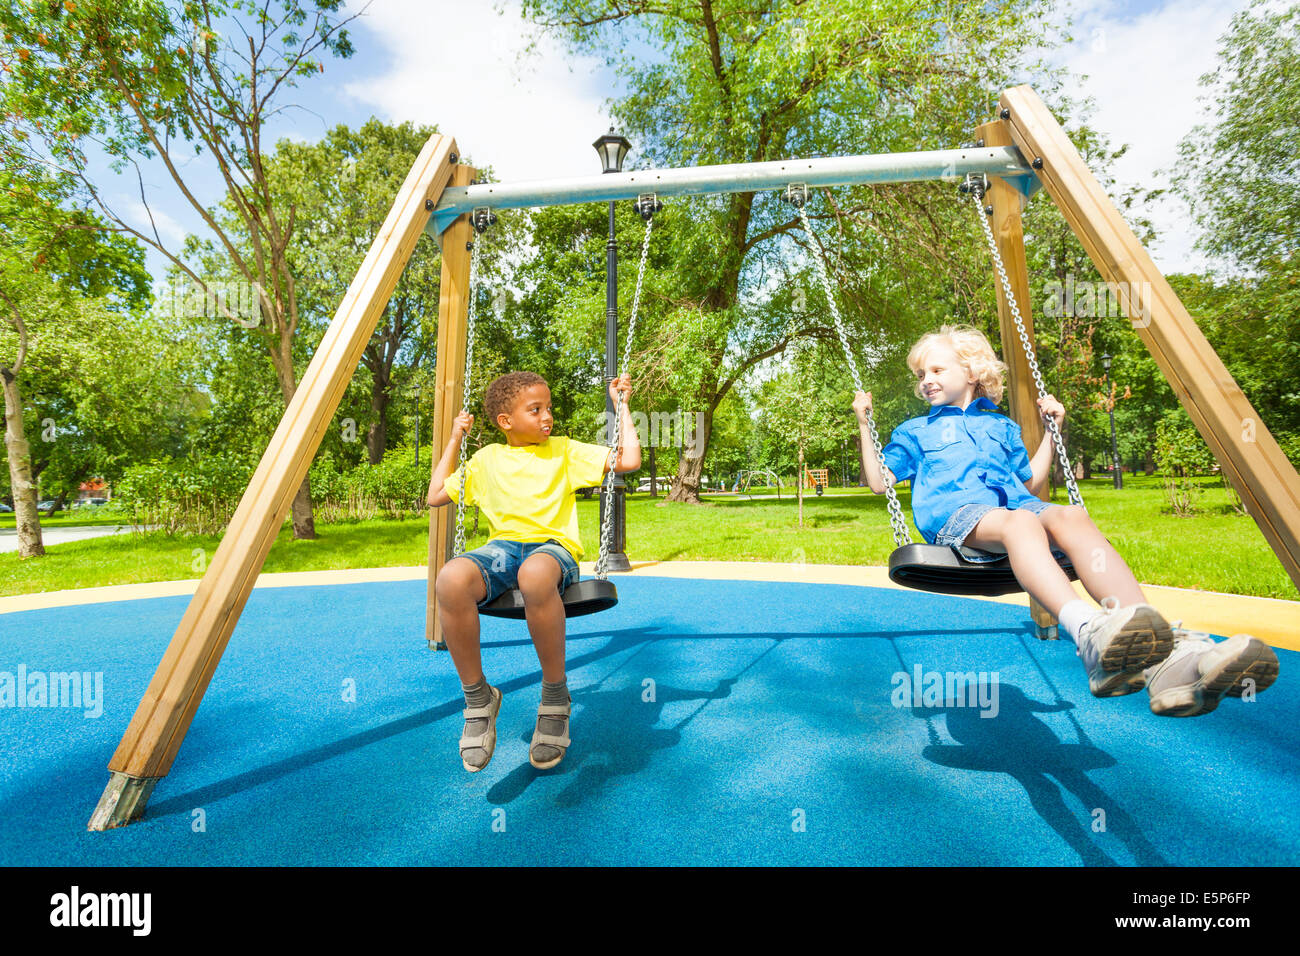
[426,146,1032,236]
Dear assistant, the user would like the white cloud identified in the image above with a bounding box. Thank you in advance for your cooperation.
[341,0,620,182]
[1049,0,1248,273]
[116,197,189,249]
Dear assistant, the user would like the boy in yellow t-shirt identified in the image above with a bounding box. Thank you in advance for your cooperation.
[427,370,641,772]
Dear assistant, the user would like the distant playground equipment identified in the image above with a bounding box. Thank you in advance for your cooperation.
[804,467,829,497]
[736,468,782,498]
[88,85,1300,831]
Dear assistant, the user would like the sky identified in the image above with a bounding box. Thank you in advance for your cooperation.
[107,0,1255,284]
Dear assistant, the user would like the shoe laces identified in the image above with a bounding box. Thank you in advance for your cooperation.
[1169,620,1214,645]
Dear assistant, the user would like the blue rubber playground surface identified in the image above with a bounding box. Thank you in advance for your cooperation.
[2,575,1296,866]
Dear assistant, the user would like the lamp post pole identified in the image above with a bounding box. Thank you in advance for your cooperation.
[413,385,421,470]
[1103,352,1122,490]
[594,128,632,572]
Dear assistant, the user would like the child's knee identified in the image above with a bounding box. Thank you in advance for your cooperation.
[516,557,560,598]
[436,560,482,604]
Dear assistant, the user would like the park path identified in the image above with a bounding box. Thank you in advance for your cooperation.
[0,525,136,553]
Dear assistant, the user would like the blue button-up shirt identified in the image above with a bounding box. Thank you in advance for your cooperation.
[881,396,1039,543]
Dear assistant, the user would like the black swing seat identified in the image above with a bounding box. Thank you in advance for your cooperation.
[478,578,619,620]
[888,543,1078,597]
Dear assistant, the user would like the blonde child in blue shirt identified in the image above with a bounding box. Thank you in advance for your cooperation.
[427,371,640,771]
[854,324,1278,716]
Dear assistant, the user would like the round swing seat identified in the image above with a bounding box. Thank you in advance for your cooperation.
[887,543,1078,597]
[478,578,619,620]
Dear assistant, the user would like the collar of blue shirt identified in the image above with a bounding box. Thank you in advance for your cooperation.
[926,395,1000,421]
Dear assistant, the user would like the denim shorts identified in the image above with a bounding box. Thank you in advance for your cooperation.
[934,499,1061,563]
[456,539,580,606]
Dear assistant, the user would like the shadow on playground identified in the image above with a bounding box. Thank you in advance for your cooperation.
[140,623,1167,865]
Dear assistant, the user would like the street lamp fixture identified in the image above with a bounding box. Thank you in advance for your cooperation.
[592,128,632,175]
[594,127,632,571]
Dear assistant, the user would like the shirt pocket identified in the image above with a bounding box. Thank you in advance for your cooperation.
[917,432,963,473]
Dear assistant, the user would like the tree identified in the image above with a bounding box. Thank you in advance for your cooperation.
[1175,0,1299,272]
[1,0,357,539]
[521,0,1062,501]
[0,160,152,557]
[1170,0,1300,466]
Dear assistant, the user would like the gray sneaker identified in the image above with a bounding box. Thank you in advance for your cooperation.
[1076,598,1174,697]
[1145,628,1280,717]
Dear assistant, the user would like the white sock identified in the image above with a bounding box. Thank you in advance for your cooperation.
[1058,599,1095,645]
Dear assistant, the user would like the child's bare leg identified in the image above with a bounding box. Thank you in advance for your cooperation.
[965,509,1079,616]
[518,553,571,767]
[434,558,488,684]
[1038,505,1146,607]
[436,558,498,770]
[517,554,567,682]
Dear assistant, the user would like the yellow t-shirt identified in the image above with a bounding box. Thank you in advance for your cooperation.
[443,436,611,559]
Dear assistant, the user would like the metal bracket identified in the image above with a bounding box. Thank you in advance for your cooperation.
[781,182,809,208]
[634,192,664,220]
[471,206,496,234]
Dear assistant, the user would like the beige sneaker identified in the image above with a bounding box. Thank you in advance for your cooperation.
[1076,598,1174,697]
[1145,628,1280,717]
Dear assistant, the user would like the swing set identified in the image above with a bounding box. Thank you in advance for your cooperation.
[87,86,1300,831]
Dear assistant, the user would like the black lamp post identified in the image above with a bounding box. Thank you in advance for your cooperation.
[1102,352,1122,489]
[593,128,632,571]
[413,384,422,470]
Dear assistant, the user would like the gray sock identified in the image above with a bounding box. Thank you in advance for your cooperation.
[534,679,570,764]
[461,679,495,769]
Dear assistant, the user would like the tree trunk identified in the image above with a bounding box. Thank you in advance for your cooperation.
[797,440,804,528]
[665,409,712,503]
[2,369,44,557]
[1082,457,1092,479]
[273,342,316,539]
[648,445,658,497]
[366,382,389,465]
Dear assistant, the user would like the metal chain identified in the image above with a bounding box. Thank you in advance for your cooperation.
[968,189,1085,508]
[453,240,483,556]
[794,199,913,547]
[594,211,655,579]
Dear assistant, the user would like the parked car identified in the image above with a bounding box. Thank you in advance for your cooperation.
[36,500,60,513]
[73,497,108,509]
[0,503,12,513]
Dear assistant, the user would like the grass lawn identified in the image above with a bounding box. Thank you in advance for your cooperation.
[2,476,1296,600]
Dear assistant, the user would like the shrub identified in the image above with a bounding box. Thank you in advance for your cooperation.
[1154,411,1216,516]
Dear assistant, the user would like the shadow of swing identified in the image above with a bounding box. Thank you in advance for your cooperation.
[895,633,1168,866]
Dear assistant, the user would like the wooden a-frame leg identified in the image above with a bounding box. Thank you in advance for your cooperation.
[976,118,1059,640]
[426,164,477,651]
[87,135,462,830]
[999,85,1300,592]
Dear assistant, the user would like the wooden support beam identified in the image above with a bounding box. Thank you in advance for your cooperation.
[426,164,477,651]
[975,118,1057,639]
[87,134,462,831]
[999,85,1300,590]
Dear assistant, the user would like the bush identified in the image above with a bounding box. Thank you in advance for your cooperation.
[308,445,429,523]
[1154,411,1216,516]
[113,454,257,535]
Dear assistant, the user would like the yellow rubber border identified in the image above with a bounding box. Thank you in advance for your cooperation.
[2,561,1296,652]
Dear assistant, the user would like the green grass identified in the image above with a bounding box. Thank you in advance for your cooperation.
[2,476,1296,600]
[0,509,128,528]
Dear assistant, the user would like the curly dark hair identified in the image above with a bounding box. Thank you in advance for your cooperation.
[483,371,549,430]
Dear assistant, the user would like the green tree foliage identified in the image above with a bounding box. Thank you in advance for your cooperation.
[519,0,1063,501]
[1176,0,1299,271]
[1169,0,1300,468]
[1,0,358,539]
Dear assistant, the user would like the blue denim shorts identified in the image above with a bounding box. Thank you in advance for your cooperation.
[457,539,580,606]
[934,499,1061,563]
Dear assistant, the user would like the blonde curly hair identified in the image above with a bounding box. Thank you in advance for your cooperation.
[906,324,1006,405]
